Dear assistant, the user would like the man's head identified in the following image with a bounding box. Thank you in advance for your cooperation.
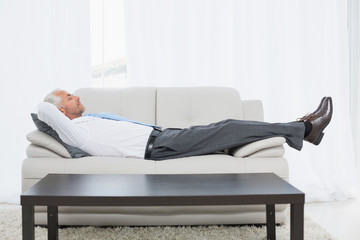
[44,89,85,120]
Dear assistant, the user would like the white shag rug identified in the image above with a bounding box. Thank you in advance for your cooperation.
[0,204,334,240]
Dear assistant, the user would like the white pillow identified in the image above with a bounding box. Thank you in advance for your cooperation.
[26,130,71,158]
[230,137,286,158]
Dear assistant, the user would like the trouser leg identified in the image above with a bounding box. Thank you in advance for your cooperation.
[150,119,305,160]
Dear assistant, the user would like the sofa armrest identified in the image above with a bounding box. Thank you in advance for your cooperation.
[229,137,286,158]
[26,130,71,158]
[244,146,285,158]
[26,143,64,158]
[242,100,264,121]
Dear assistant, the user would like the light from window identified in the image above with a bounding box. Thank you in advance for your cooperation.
[90,0,128,87]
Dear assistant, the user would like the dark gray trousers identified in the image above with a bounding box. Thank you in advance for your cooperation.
[150,119,305,160]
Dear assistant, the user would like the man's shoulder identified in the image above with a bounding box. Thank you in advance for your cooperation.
[73,116,98,124]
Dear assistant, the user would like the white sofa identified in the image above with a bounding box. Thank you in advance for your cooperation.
[22,87,288,226]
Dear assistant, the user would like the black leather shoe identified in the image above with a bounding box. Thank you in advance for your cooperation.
[298,97,333,145]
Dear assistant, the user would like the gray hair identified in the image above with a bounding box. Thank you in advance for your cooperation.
[43,89,64,108]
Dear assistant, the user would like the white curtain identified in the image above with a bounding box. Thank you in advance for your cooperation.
[124,0,357,201]
[0,0,91,203]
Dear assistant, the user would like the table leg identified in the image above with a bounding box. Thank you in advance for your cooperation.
[48,206,59,240]
[22,205,35,240]
[291,203,304,240]
[266,204,276,240]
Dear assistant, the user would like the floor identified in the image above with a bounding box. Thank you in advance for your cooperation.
[305,198,360,240]
[304,166,360,240]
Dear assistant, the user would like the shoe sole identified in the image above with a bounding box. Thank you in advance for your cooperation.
[313,132,324,145]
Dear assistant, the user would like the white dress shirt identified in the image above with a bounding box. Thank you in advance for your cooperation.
[37,102,153,158]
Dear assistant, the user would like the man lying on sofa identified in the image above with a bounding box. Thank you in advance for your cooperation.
[37,89,333,160]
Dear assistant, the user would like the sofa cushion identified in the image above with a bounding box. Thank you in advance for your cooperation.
[30,113,90,158]
[230,137,286,158]
[27,131,72,158]
[156,87,244,128]
[74,87,157,126]
[246,146,285,158]
[26,143,63,158]
[154,154,288,181]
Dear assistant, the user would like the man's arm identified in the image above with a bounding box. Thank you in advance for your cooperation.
[37,102,88,148]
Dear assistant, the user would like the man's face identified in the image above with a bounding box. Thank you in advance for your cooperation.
[55,90,85,119]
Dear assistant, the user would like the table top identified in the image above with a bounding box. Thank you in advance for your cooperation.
[21,173,304,206]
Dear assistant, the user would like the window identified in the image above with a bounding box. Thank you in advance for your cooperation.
[90,0,128,87]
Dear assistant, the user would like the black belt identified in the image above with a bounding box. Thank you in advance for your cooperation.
[144,128,162,159]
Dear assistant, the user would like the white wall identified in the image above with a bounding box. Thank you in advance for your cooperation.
[0,0,91,202]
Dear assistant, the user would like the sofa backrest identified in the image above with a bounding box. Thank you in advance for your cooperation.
[156,87,243,128]
[74,87,247,128]
[74,87,157,125]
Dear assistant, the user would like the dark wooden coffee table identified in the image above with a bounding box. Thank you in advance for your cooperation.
[21,173,304,240]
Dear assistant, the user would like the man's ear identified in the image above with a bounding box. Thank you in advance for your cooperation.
[58,107,66,115]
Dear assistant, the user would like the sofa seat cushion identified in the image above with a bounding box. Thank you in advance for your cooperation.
[22,157,156,181]
[154,154,288,180]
